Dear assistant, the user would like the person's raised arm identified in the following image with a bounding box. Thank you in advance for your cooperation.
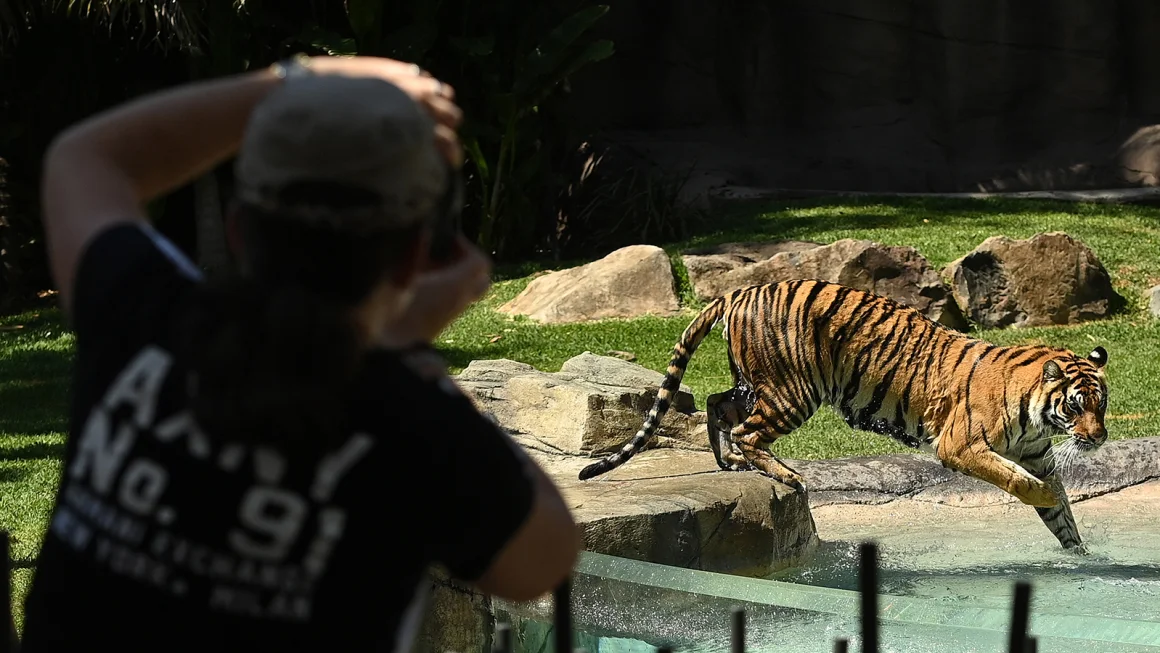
[400,345,580,602]
[40,55,461,317]
[470,456,582,602]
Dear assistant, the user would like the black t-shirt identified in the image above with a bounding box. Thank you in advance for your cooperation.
[19,223,536,652]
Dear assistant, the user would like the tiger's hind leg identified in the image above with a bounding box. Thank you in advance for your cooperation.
[722,403,807,491]
[706,386,753,470]
[706,390,738,470]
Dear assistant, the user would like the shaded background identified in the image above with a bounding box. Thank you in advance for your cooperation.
[3,0,1160,309]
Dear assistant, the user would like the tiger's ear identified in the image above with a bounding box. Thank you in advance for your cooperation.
[1042,360,1064,383]
[1087,346,1108,368]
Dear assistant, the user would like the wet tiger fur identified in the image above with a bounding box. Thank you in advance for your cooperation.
[578,279,1110,552]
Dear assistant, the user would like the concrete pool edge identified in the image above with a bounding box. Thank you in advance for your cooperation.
[786,436,1160,509]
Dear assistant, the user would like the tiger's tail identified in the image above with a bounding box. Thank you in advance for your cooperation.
[578,296,728,481]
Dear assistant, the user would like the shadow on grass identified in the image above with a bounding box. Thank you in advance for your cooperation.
[0,467,29,483]
[689,195,1160,245]
[0,439,65,462]
[0,381,70,437]
[434,345,481,373]
[0,308,74,440]
[494,195,1160,278]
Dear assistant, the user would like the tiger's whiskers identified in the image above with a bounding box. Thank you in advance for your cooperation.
[1050,438,1082,479]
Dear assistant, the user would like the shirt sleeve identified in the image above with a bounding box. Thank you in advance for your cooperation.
[408,356,538,582]
[70,222,203,347]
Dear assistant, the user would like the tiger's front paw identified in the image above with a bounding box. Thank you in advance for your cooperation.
[1065,542,1090,556]
[1017,478,1059,508]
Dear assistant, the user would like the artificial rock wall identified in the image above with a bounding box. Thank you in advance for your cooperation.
[564,0,1160,192]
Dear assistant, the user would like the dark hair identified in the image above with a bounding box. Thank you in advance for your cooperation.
[177,181,425,446]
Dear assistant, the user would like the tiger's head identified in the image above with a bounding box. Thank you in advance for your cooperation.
[1038,346,1109,452]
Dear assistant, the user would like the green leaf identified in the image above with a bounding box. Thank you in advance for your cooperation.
[510,147,546,187]
[524,39,615,108]
[381,0,442,61]
[345,0,383,55]
[523,5,609,82]
[382,21,438,61]
[0,120,26,144]
[345,0,378,34]
[0,2,21,31]
[461,121,504,149]
[298,25,358,56]
[413,0,444,21]
[490,92,519,122]
[449,34,495,57]
[463,137,491,183]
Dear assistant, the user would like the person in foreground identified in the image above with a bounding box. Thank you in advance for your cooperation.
[19,54,580,652]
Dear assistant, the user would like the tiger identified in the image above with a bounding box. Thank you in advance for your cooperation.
[578,279,1110,553]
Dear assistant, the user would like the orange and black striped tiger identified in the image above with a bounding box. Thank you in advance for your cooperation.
[578,279,1110,552]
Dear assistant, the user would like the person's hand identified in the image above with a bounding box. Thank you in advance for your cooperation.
[380,234,492,347]
[305,55,464,167]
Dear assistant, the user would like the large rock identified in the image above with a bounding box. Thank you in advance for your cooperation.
[1148,285,1160,317]
[418,445,821,653]
[681,238,968,330]
[528,444,819,578]
[453,354,709,456]
[680,240,822,299]
[498,244,681,324]
[943,232,1123,329]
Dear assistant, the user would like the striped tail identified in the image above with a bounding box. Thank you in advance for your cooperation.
[578,296,728,481]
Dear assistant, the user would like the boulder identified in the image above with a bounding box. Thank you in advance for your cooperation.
[1148,285,1160,318]
[681,241,822,300]
[453,353,709,456]
[943,232,1123,329]
[498,244,681,324]
[527,444,819,577]
[418,445,822,652]
[681,238,968,330]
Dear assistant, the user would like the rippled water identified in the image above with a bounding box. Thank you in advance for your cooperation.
[499,512,1160,653]
[771,537,1160,624]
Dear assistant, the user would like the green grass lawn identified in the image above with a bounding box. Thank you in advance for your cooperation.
[3,196,1160,627]
[0,307,72,630]
[440,196,1160,461]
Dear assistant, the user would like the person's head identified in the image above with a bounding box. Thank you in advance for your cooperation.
[229,73,455,336]
[181,74,458,445]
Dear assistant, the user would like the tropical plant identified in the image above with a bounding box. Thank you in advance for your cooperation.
[0,1,203,53]
[556,145,703,260]
[340,0,616,260]
[0,0,620,308]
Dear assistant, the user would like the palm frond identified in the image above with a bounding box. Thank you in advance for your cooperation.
[0,0,215,54]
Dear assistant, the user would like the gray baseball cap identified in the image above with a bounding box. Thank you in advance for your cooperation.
[234,73,445,231]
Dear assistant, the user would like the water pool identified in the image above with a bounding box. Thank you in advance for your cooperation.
[496,487,1160,653]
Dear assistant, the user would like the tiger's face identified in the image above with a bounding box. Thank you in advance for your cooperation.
[1040,346,1109,452]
